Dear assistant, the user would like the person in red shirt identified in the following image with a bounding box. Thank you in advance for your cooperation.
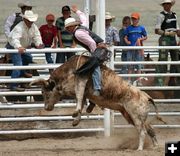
[39,14,58,66]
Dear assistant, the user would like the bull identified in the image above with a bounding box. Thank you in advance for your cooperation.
[30,55,165,150]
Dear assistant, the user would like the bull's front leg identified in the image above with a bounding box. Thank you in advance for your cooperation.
[72,76,88,126]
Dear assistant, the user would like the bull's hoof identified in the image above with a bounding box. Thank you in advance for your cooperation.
[86,103,95,113]
[137,147,143,151]
[72,110,79,117]
[72,119,80,127]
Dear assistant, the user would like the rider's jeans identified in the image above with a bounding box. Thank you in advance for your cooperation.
[92,66,101,90]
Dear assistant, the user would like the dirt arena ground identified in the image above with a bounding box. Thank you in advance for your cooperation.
[0,128,179,156]
[0,102,179,156]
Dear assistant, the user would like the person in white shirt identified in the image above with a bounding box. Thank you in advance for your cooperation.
[8,10,43,91]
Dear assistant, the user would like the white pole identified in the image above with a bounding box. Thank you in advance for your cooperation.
[84,0,90,28]
[95,0,111,137]
[96,0,105,40]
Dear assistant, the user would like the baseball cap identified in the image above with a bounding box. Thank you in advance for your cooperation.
[131,12,140,19]
[62,5,70,12]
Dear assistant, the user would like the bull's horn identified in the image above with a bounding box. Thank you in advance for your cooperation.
[29,78,49,87]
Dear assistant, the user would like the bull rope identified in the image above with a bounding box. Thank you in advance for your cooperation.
[76,51,90,70]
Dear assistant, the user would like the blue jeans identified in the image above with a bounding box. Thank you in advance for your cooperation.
[45,53,53,64]
[6,43,33,88]
[127,50,143,70]
[92,66,101,90]
[120,51,128,74]
[45,45,53,64]
[56,52,75,63]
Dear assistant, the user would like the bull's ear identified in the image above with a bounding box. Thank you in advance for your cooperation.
[29,78,49,87]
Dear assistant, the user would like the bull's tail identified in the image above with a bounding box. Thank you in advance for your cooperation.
[149,98,167,124]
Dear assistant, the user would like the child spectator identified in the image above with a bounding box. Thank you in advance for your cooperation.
[39,14,58,66]
[119,16,131,75]
[124,12,147,85]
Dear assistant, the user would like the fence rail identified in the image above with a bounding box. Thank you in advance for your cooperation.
[0,46,179,136]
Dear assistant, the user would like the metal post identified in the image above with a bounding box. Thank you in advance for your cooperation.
[95,0,105,40]
[95,0,111,137]
[84,0,90,28]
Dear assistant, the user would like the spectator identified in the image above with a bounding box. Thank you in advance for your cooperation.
[55,5,76,63]
[155,0,180,86]
[124,12,147,85]
[39,13,58,70]
[64,5,105,96]
[119,16,131,75]
[105,12,120,46]
[4,0,34,41]
[8,10,44,91]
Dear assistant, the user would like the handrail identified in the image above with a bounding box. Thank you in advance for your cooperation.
[0,47,87,53]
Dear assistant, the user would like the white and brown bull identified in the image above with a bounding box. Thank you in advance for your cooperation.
[30,55,165,150]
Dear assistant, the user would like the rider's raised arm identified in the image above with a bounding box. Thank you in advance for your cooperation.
[71,5,89,27]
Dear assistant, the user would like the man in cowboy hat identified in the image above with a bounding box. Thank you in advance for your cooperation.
[64,5,109,97]
[155,0,180,87]
[7,10,43,91]
[4,0,34,38]
[105,12,120,46]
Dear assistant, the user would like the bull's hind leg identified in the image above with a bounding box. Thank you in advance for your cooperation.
[131,117,147,151]
[145,124,158,147]
[72,76,88,126]
[136,124,147,151]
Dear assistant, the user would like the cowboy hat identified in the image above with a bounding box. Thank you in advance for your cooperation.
[22,10,38,22]
[105,12,115,20]
[18,1,34,8]
[64,17,81,28]
[160,0,175,6]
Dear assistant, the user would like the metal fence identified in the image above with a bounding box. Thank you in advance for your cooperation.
[0,46,179,136]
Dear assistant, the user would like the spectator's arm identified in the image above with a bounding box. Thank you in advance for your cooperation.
[51,27,58,48]
[71,40,76,48]
[8,27,22,49]
[124,35,131,45]
[4,14,16,38]
[51,36,57,48]
[155,29,164,35]
[57,30,63,47]
[32,24,43,48]
[177,30,180,37]
[71,5,89,27]
[155,14,164,35]
[113,28,120,46]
